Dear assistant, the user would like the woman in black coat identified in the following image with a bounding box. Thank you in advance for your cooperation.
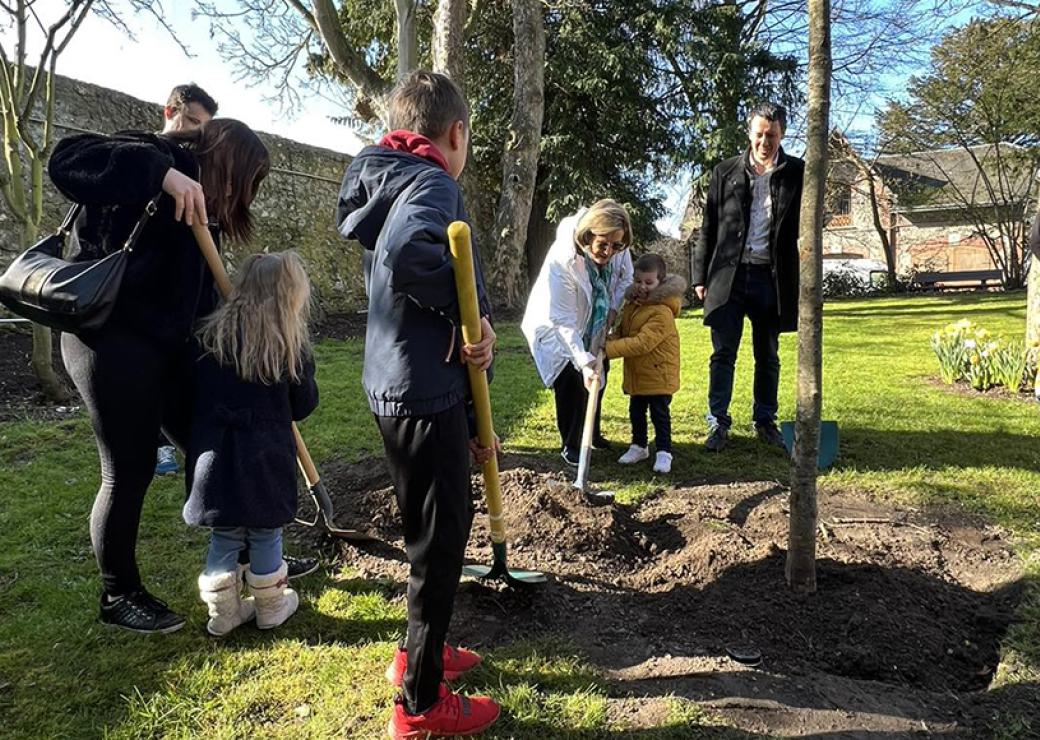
[48,120,270,634]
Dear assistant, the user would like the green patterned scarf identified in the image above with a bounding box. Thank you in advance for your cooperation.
[584,256,613,350]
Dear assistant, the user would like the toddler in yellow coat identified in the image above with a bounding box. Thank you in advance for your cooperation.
[605,253,685,473]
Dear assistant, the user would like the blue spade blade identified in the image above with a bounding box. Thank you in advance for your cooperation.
[781,421,839,469]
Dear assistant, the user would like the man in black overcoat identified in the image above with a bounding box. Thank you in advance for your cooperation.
[692,103,804,452]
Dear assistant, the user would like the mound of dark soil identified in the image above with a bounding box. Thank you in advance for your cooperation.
[309,457,1024,701]
[313,311,367,341]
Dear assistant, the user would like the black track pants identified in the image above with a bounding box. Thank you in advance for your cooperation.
[375,402,474,714]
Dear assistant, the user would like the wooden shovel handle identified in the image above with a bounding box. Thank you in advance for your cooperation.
[447,222,505,545]
[190,222,320,488]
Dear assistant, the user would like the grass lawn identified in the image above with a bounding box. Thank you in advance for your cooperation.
[0,292,1037,738]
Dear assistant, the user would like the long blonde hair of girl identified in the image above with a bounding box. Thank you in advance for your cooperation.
[198,251,312,385]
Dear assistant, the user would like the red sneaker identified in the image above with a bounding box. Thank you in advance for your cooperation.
[385,644,483,686]
[388,684,500,739]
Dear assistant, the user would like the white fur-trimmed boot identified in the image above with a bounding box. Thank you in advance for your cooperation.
[198,570,255,637]
[246,561,298,630]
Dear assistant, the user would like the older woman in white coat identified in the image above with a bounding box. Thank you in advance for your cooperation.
[522,199,634,466]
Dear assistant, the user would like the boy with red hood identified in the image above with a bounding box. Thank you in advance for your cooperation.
[336,70,500,739]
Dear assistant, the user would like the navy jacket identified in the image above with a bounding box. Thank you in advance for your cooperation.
[48,131,218,347]
[183,353,318,529]
[336,145,491,417]
[693,147,804,333]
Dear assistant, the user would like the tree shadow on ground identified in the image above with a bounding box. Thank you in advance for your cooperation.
[834,427,1040,475]
[449,554,1030,737]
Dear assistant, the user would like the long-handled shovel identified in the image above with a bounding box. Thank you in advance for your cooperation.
[447,222,546,586]
[574,334,615,505]
[191,223,376,543]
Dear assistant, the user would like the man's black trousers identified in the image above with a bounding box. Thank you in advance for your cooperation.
[375,402,474,714]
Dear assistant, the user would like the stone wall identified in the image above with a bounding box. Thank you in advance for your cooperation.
[0,73,365,314]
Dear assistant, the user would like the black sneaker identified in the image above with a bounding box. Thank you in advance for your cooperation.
[100,589,186,634]
[755,422,787,450]
[591,436,612,451]
[705,426,729,452]
[561,447,580,467]
[286,555,319,580]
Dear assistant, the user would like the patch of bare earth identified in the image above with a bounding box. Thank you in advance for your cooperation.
[300,455,1031,738]
[0,327,77,421]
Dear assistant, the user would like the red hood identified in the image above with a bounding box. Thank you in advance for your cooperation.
[379,130,450,172]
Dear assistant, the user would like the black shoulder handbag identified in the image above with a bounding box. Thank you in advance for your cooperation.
[0,196,160,333]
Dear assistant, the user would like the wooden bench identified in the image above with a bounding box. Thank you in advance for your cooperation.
[910,269,1004,292]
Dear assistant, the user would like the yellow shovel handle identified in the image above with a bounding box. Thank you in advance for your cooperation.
[190,223,320,488]
[446,222,505,545]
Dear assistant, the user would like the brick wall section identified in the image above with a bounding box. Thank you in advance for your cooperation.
[0,73,366,314]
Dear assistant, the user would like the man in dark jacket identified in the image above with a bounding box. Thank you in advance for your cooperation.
[336,70,501,739]
[692,103,804,452]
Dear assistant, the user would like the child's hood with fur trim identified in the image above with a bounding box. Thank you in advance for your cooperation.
[623,274,687,316]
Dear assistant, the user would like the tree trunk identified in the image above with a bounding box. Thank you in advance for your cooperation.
[432,0,467,88]
[394,0,418,81]
[525,183,554,287]
[487,0,545,310]
[786,0,831,594]
[31,323,68,402]
[19,223,68,402]
[1027,253,1039,346]
[864,170,897,287]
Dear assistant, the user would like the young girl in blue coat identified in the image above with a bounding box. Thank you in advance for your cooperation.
[185,251,318,636]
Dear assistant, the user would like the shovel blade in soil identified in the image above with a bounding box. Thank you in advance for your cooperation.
[463,563,548,585]
[463,543,547,586]
[295,482,380,542]
[781,420,839,469]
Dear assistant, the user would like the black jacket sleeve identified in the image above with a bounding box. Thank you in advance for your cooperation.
[692,164,721,286]
[48,133,174,206]
[289,356,319,421]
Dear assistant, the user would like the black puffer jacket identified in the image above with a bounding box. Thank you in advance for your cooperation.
[48,131,217,347]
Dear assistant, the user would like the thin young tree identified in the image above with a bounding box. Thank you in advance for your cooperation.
[786,0,831,593]
[0,1,98,401]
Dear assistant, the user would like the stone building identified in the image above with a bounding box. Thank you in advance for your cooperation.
[0,73,365,314]
[823,135,1035,278]
[676,138,1036,282]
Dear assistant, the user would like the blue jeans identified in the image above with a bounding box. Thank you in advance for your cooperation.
[205,527,283,577]
[707,264,781,431]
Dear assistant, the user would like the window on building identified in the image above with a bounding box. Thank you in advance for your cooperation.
[834,187,852,216]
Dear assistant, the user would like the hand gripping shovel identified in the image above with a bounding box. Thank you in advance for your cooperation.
[447,222,546,586]
[191,223,376,543]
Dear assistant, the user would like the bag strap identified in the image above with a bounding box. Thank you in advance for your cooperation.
[121,195,162,253]
[54,194,161,252]
[56,204,82,238]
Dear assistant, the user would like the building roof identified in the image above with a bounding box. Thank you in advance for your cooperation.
[873,143,1035,212]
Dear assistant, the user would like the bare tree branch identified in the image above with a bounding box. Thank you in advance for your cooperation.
[311,0,392,120]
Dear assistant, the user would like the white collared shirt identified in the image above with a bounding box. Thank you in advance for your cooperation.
[744,153,777,264]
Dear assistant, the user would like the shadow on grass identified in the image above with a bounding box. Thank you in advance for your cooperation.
[821,291,1027,319]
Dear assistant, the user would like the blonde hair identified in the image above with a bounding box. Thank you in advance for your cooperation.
[198,251,312,385]
[573,199,633,251]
